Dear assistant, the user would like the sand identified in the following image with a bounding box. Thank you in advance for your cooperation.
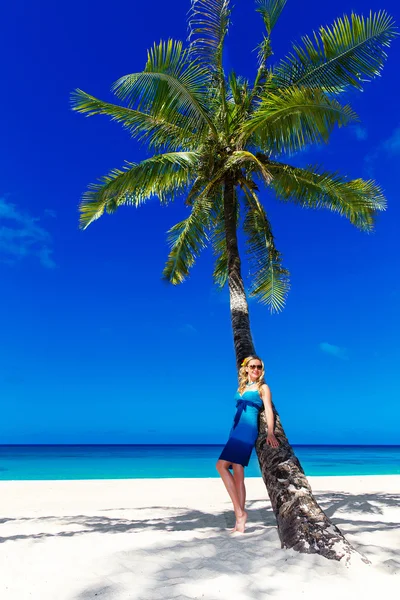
[0,475,399,600]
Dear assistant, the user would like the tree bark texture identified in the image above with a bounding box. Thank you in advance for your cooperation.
[223,178,366,564]
[223,178,255,366]
[255,409,367,564]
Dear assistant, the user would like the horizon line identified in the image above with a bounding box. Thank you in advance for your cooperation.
[1,443,399,448]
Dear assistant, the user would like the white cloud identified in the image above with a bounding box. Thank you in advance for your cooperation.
[178,323,197,335]
[383,126,400,154]
[0,197,56,268]
[319,342,348,360]
[351,126,368,141]
[364,124,400,174]
[44,208,57,218]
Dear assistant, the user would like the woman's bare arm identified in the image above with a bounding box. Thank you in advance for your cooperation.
[260,384,279,448]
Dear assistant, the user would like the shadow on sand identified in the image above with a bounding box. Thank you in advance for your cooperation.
[1,490,399,599]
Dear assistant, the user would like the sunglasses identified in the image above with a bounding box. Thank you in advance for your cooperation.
[248,365,263,370]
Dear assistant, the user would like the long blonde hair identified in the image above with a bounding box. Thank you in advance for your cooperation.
[238,355,265,395]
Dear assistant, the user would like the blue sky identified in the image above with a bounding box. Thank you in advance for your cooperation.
[1,0,399,445]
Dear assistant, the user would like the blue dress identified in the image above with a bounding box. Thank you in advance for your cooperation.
[219,390,263,467]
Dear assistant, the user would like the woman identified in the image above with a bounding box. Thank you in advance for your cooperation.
[216,356,279,533]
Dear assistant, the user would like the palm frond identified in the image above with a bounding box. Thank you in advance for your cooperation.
[241,180,290,312]
[71,89,198,151]
[228,71,244,106]
[188,0,231,74]
[268,160,386,231]
[273,11,398,93]
[243,86,357,154]
[254,0,288,73]
[255,0,288,35]
[227,72,252,127]
[226,150,272,184]
[79,152,199,229]
[181,150,271,210]
[211,193,229,288]
[163,195,215,284]
[112,39,218,137]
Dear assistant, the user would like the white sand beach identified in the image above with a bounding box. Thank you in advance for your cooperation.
[0,475,399,600]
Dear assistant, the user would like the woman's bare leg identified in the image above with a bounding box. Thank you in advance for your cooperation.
[232,464,246,511]
[216,459,247,533]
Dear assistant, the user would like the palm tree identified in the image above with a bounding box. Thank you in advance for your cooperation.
[71,0,396,562]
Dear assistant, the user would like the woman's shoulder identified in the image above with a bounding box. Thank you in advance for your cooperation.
[260,382,271,394]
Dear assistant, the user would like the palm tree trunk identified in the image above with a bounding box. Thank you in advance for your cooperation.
[223,178,366,564]
[223,177,255,367]
[254,414,367,564]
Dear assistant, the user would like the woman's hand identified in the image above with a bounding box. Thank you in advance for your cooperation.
[266,433,279,448]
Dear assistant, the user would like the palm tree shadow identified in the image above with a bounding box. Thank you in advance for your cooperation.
[74,584,117,599]
[1,492,399,544]
[0,500,276,544]
[71,491,400,599]
[1,490,399,599]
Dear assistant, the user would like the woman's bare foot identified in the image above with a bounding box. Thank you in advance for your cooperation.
[234,510,247,533]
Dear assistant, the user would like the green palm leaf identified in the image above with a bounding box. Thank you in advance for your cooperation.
[226,150,272,184]
[73,1,395,329]
[273,11,397,93]
[243,87,357,154]
[228,72,250,109]
[179,150,272,210]
[112,39,218,137]
[255,0,288,35]
[163,195,215,284]
[188,0,231,74]
[79,152,198,229]
[71,89,197,151]
[210,192,232,288]
[268,160,386,231]
[227,72,252,129]
[212,228,228,288]
[242,181,290,312]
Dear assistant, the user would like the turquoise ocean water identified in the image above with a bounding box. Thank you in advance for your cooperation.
[0,445,399,480]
